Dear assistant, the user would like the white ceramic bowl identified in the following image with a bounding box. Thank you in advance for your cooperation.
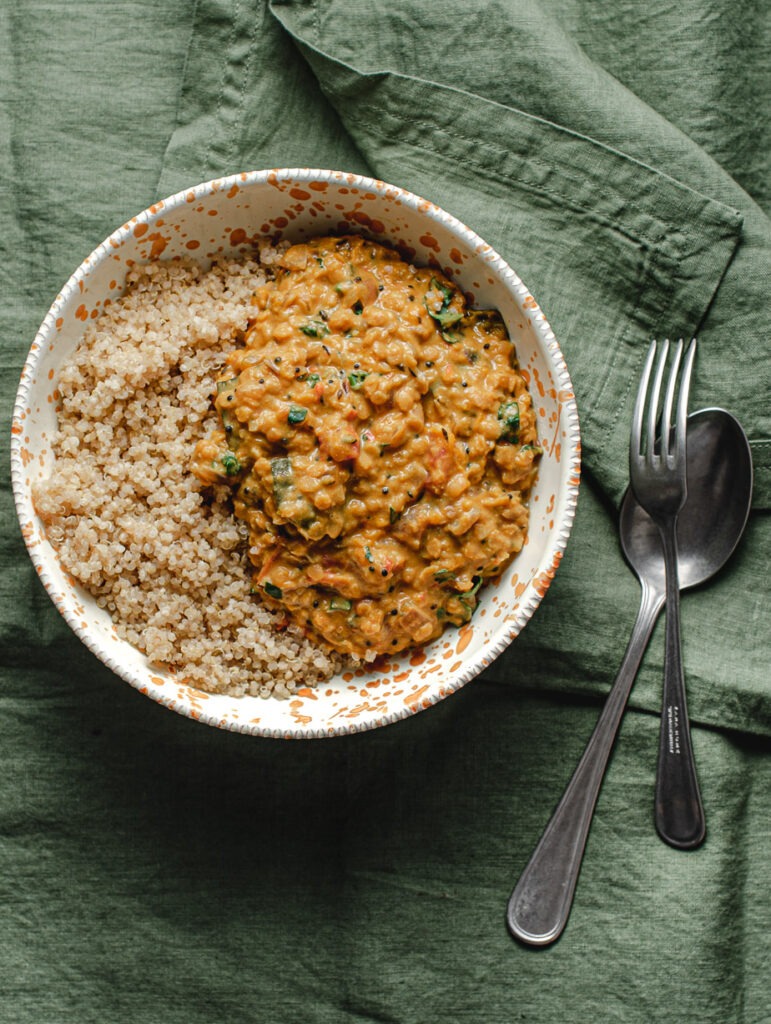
[11,169,580,738]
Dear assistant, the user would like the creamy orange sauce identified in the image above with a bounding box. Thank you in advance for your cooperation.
[191,235,540,658]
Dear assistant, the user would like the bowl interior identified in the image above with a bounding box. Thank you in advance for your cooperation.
[11,169,579,737]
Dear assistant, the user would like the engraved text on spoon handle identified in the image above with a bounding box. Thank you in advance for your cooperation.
[654,520,706,849]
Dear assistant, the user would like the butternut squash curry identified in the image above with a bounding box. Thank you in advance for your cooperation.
[191,235,541,659]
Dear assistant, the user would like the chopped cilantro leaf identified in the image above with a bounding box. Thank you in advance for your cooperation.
[300,321,329,338]
[218,452,241,476]
[497,401,520,443]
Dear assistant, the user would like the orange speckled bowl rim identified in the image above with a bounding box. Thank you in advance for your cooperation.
[11,168,581,739]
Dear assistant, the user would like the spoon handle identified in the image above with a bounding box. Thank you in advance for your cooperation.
[654,520,706,848]
[507,583,664,946]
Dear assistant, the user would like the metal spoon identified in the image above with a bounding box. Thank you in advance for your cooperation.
[506,408,753,947]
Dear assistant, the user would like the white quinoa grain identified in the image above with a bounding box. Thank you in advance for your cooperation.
[33,256,346,697]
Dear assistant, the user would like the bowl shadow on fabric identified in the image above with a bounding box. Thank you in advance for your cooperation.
[41,637,588,918]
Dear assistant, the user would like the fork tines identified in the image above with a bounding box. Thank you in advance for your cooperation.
[631,339,697,467]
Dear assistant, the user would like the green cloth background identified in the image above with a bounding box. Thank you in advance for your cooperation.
[1,1,769,1021]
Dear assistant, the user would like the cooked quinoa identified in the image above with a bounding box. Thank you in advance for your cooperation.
[33,252,346,697]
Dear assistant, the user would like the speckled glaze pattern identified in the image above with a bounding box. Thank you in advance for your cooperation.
[11,169,580,739]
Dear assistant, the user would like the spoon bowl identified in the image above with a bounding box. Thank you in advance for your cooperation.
[621,407,753,590]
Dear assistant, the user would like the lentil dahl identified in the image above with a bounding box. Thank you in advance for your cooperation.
[191,235,541,658]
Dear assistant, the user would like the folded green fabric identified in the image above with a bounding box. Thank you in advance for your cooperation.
[158,0,771,733]
[0,1,769,1021]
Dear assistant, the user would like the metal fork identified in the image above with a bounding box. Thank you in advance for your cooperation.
[630,338,705,849]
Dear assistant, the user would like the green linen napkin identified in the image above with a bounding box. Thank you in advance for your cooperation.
[1,1,769,1022]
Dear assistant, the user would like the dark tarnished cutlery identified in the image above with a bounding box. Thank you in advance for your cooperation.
[506,405,752,947]
[629,339,702,849]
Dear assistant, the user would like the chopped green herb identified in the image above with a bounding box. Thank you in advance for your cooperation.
[348,371,368,389]
[436,608,446,619]
[305,373,320,387]
[520,444,543,455]
[434,569,455,582]
[364,546,374,563]
[459,576,483,598]
[270,457,315,528]
[300,321,329,338]
[425,276,463,329]
[263,582,283,600]
[497,401,520,443]
[352,300,363,315]
[431,276,452,304]
[315,255,324,267]
[329,596,352,611]
[216,376,239,394]
[218,451,241,476]
[271,456,293,501]
[288,406,307,425]
[459,576,483,619]
[465,348,478,364]
[389,506,400,524]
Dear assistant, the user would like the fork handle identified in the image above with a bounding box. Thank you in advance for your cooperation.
[655,521,706,849]
[506,582,664,946]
